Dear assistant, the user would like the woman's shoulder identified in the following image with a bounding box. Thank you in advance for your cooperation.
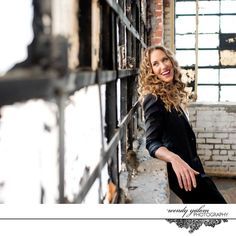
[143,93,164,110]
[143,93,162,105]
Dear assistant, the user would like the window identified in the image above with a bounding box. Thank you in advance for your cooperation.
[175,0,236,102]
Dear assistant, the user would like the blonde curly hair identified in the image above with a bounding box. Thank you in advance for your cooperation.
[138,45,189,112]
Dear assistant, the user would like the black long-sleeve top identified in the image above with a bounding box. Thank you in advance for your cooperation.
[143,93,204,173]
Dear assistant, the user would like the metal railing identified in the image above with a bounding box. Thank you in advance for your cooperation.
[0,0,147,203]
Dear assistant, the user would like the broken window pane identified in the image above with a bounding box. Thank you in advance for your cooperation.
[220,69,236,84]
[220,50,236,66]
[198,69,219,84]
[220,33,236,50]
[197,86,219,102]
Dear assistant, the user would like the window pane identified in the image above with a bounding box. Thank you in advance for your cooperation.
[220,50,236,66]
[219,33,236,50]
[176,2,195,15]
[176,50,195,67]
[220,69,236,84]
[197,86,219,102]
[198,50,219,66]
[176,16,196,34]
[199,1,220,14]
[198,69,219,84]
[221,16,236,33]
[221,86,236,102]
[221,1,236,14]
[199,16,219,33]
[198,34,219,48]
[176,35,195,48]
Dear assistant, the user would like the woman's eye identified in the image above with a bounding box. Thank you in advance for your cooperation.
[163,57,169,62]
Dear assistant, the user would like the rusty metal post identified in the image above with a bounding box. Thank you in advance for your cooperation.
[101,2,119,186]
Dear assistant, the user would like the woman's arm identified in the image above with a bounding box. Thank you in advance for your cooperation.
[143,94,199,192]
[155,146,199,192]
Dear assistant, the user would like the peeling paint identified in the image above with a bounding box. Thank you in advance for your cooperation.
[220,50,236,66]
[181,68,195,83]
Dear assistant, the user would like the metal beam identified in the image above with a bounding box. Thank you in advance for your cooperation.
[104,0,147,48]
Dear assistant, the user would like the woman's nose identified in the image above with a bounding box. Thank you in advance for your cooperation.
[160,62,167,69]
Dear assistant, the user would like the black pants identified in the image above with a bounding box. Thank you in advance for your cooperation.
[169,173,227,204]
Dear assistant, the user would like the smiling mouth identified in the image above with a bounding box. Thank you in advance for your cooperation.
[161,70,171,76]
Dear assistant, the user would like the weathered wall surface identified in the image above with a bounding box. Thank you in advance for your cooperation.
[148,0,174,49]
[189,103,236,177]
[148,0,163,45]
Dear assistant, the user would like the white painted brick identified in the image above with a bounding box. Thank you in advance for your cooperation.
[230,121,236,128]
[220,150,227,155]
[205,166,229,172]
[193,128,205,132]
[214,133,228,138]
[229,166,236,172]
[198,133,213,138]
[212,155,228,161]
[205,149,212,156]
[197,121,214,128]
[191,104,236,174]
[222,161,236,166]
[228,150,235,156]
[196,138,205,144]
[229,156,236,161]
[206,138,221,144]
[196,111,214,120]
[197,150,206,155]
[214,144,231,149]
[204,161,222,167]
[229,133,236,139]
[197,144,214,149]
[222,139,232,144]
[199,155,211,161]
[213,150,220,155]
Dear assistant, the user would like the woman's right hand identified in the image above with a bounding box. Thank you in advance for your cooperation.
[155,146,199,192]
[170,154,199,192]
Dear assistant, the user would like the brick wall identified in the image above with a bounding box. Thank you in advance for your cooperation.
[148,0,163,45]
[189,103,236,177]
[148,0,174,50]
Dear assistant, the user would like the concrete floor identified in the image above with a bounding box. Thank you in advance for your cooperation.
[124,129,236,204]
[170,177,236,204]
[212,177,236,204]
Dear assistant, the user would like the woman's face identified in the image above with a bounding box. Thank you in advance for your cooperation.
[149,49,174,83]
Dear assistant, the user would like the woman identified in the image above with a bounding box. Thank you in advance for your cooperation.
[138,45,226,203]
